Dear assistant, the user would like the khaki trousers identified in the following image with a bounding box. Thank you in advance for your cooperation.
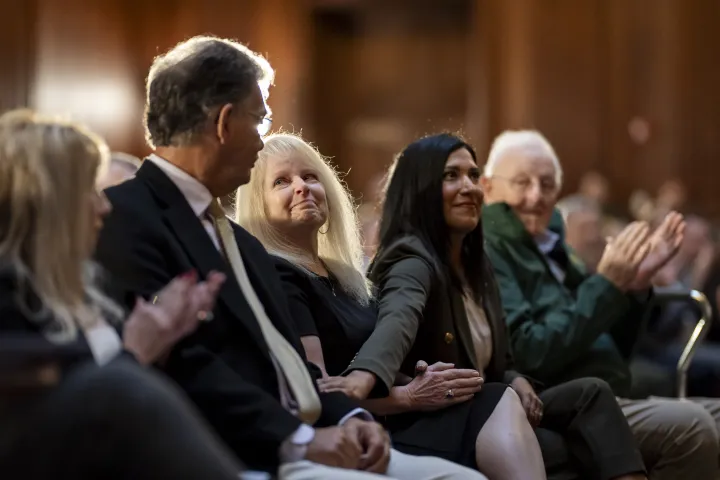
[618,396,720,480]
[279,449,487,480]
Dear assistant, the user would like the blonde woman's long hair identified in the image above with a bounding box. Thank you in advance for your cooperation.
[0,110,122,343]
[236,133,371,304]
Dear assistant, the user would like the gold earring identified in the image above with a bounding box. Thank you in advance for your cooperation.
[319,224,329,235]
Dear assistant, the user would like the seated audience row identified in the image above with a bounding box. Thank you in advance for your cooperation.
[236,132,646,480]
[3,33,720,480]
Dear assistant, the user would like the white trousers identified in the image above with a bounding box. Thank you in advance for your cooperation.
[278,449,486,480]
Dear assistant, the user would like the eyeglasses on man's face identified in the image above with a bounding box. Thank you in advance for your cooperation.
[492,175,559,197]
[245,111,272,136]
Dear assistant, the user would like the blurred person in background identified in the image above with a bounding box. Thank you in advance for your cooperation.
[481,129,720,480]
[96,152,142,190]
[640,215,720,398]
[577,171,609,207]
[0,110,251,480]
[655,180,688,215]
[557,195,606,272]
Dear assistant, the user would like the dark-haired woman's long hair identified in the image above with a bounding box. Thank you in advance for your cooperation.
[372,133,486,299]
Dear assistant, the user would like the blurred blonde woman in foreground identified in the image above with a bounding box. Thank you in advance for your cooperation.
[0,109,255,480]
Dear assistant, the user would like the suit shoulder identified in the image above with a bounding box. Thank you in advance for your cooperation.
[104,176,146,204]
[103,179,161,226]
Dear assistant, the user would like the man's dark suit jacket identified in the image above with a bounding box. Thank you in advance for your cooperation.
[94,161,360,473]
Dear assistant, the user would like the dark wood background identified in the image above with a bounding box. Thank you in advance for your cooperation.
[2,0,719,214]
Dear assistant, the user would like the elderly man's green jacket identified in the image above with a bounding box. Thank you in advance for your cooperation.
[482,202,649,396]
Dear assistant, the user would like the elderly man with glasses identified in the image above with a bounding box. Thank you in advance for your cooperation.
[480,130,720,480]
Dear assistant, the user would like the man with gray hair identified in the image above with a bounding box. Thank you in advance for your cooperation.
[95,36,485,480]
[481,129,720,479]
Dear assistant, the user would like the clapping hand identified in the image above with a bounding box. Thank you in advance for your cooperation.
[597,221,651,291]
[123,270,225,365]
[629,211,685,290]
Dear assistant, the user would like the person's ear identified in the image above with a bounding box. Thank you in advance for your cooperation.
[479,176,492,201]
[215,104,234,145]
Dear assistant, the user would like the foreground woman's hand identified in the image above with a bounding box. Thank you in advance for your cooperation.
[510,376,543,427]
[123,270,226,365]
[401,360,483,411]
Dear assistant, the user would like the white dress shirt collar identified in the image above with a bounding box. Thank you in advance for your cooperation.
[534,229,561,255]
[147,153,213,217]
[535,229,565,283]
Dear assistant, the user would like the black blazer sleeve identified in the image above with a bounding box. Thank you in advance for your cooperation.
[94,195,304,462]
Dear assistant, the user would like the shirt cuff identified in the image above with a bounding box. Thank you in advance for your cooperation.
[338,407,374,425]
[279,424,315,463]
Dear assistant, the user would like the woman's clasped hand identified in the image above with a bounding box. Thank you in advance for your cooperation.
[318,360,484,411]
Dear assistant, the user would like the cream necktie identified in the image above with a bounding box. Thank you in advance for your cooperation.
[208,200,321,424]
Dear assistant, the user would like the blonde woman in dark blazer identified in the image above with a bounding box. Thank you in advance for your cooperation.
[0,110,244,479]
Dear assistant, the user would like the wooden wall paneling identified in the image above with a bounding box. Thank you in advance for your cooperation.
[597,0,634,209]
[32,0,144,151]
[676,1,720,216]
[600,0,683,211]
[317,1,472,197]
[0,0,37,112]
[469,0,537,164]
[27,0,297,157]
[494,0,536,131]
[252,0,313,132]
[465,0,495,155]
[529,0,603,195]
[309,6,360,190]
[626,0,681,196]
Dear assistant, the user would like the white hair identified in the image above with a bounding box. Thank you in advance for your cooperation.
[484,130,563,186]
[235,133,371,304]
